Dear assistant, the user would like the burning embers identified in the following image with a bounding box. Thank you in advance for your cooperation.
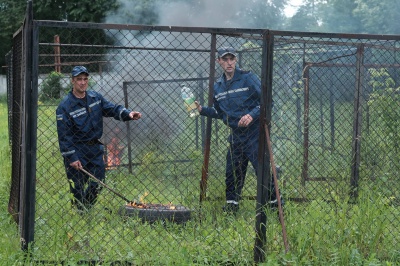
[127,202,177,210]
[126,193,177,212]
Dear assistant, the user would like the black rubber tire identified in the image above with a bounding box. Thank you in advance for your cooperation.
[118,205,191,224]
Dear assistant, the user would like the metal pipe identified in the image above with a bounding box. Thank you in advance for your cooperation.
[199,34,217,202]
[264,124,289,253]
[80,168,132,203]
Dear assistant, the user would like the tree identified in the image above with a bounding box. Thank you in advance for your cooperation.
[286,0,321,32]
[105,0,159,25]
[318,0,363,33]
[0,0,26,74]
[353,0,400,34]
[38,71,64,101]
[243,0,288,30]
[0,0,122,75]
[34,0,120,22]
[287,0,400,35]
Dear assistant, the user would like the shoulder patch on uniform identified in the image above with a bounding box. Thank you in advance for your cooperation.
[56,114,63,121]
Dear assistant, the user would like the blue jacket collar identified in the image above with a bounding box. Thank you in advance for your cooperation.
[216,68,242,84]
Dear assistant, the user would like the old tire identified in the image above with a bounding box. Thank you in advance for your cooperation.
[118,205,191,224]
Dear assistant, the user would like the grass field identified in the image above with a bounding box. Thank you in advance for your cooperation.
[0,100,26,264]
[1,96,400,265]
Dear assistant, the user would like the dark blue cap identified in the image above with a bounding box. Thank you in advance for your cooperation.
[217,47,237,58]
[71,66,89,77]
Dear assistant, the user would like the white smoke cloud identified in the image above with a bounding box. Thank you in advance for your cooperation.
[155,0,247,28]
[105,0,264,28]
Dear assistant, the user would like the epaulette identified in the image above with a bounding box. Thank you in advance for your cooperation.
[238,68,250,74]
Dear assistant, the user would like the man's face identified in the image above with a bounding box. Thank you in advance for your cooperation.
[71,74,89,93]
[217,54,237,75]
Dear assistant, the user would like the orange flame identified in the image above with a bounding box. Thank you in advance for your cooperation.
[106,137,123,168]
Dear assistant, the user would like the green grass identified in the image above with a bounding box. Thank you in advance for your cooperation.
[0,101,27,264]
[1,99,400,265]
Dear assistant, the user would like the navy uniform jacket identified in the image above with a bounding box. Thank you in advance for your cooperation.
[200,68,261,142]
[56,90,132,164]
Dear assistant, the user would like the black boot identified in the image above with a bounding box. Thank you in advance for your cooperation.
[222,203,239,213]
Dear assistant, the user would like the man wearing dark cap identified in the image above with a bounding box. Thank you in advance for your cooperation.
[56,66,142,213]
[195,47,283,213]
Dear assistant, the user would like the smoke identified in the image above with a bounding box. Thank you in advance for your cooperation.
[100,0,276,163]
[155,0,250,28]
[105,0,272,29]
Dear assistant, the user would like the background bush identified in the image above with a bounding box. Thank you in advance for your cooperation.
[39,71,64,101]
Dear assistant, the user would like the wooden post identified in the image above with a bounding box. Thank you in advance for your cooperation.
[54,35,61,72]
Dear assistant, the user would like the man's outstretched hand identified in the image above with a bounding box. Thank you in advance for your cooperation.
[194,101,202,112]
[129,111,142,120]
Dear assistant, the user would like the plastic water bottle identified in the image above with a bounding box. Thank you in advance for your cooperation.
[181,84,199,117]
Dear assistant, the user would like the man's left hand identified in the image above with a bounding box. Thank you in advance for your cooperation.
[238,114,253,127]
[129,111,142,120]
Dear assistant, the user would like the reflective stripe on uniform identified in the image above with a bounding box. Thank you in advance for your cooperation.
[61,150,75,156]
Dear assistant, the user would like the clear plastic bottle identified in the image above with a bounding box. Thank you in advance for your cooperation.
[181,84,199,117]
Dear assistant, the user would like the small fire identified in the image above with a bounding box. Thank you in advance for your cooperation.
[127,202,176,210]
[106,137,123,168]
[126,192,176,209]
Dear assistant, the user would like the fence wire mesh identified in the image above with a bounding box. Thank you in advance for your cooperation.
[8,27,24,225]
[7,19,400,264]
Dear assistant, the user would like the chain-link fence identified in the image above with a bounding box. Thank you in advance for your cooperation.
[7,16,26,226]
[7,4,400,265]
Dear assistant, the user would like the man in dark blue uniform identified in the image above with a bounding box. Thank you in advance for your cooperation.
[195,47,282,213]
[56,66,142,212]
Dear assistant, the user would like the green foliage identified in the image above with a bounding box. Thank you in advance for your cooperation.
[0,0,26,74]
[0,0,121,75]
[39,71,64,101]
[361,68,400,204]
[353,0,400,34]
[368,68,399,138]
[368,68,395,91]
[318,0,362,33]
[240,41,262,74]
[367,78,400,166]
[287,1,321,32]
[33,0,120,22]
[287,0,400,34]
[3,0,400,75]
[0,94,7,103]
[106,0,159,25]
[0,102,28,263]
[278,193,397,265]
